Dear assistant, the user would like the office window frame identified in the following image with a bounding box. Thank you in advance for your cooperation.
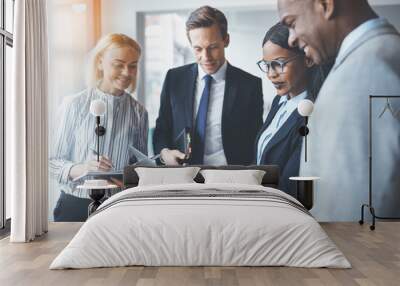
[0,0,14,232]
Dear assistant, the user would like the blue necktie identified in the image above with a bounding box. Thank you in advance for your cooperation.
[191,75,213,164]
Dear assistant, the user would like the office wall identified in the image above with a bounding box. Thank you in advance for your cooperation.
[101,0,400,37]
[101,1,400,114]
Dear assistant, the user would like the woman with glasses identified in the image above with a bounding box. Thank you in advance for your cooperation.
[255,22,332,197]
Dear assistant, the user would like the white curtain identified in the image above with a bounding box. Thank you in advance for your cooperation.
[9,0,49,242]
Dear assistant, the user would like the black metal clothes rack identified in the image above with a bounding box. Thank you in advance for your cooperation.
[359,95,400,230]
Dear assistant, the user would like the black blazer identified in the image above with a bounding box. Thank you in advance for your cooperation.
[153,62,263,165]
[255,94,312,197]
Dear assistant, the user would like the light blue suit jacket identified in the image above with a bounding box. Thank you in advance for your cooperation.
[301,20,400,221]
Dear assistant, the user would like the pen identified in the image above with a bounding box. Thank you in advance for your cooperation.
[90,148,114,168]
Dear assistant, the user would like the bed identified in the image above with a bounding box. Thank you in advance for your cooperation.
[50,165,350,269]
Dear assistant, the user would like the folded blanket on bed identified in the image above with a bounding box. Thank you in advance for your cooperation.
[91,188,311,218]
[50,183,351,269]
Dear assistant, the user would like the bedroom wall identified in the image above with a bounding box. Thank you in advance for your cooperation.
[47,0,400,221]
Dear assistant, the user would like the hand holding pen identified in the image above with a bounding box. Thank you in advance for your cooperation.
[68,148,114,180]
[90,148,114,170]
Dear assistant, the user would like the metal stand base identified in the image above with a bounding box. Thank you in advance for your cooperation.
[359,204,376,231]
[359,203,400,231]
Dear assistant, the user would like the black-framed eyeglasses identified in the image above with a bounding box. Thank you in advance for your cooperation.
[257,55,301,74]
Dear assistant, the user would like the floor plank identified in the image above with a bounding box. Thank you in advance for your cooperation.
[0,222,399,286]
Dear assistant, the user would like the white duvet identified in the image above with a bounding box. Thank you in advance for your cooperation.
[50,183,351,269]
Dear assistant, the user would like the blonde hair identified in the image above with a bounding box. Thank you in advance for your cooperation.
[86,33,142,91]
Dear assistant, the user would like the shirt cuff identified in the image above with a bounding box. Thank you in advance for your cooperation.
[60,162,75,185]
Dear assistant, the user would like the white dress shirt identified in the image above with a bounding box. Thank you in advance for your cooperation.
[257,91,307,164]
[193,61,228,165]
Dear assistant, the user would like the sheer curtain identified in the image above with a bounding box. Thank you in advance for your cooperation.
[9,0,48,242]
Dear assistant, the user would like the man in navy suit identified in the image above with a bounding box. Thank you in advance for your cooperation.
[153,6,263,166]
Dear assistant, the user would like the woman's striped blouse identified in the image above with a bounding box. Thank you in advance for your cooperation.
[49,88,148,197]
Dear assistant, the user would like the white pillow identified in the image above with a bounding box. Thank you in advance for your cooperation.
[135,167,201,186]
[200,169,266,185]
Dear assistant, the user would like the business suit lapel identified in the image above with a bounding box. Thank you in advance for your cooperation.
[222,63,238,121]
[184,64,198,130]
[254,96,281,160]
[260,92,314,163]
[260,110,302,163]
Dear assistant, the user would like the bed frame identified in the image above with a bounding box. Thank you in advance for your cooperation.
[123,165,280,189]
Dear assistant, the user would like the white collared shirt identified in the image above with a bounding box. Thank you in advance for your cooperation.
[336,18,387,65]
[257,91,307,164]
[193,61,228,165]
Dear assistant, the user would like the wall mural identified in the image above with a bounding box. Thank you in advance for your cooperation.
[48,2,400,223]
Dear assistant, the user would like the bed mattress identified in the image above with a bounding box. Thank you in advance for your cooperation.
[50,183,350,269]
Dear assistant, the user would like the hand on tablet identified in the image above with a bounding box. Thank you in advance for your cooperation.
[110,177,124,188]
[69,156,114,180]
[160,148,186,165]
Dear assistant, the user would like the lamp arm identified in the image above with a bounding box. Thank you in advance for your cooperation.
[305,117,308,162]
[96,116,100,162]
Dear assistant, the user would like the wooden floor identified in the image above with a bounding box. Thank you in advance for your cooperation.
[0,222,399,286]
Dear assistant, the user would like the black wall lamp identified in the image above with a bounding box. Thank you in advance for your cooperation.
[89,99,106,162]
[297,99,314,162]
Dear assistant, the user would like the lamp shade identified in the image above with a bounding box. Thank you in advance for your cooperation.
[297,99,314,117]
[89,99,106,116]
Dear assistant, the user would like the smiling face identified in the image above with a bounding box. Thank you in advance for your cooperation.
[278,0,336,65]
[263,41,309,97]
[188,24,229,75]
[98,46,140,95]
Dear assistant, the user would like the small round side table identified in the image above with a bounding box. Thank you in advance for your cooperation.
[289,176,320,210]
[77,184,119,216]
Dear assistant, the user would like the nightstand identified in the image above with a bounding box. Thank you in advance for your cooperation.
[77,184,119,216]
[289,176,320,210]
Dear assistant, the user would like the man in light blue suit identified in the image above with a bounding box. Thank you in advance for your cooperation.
[278,0,400,221]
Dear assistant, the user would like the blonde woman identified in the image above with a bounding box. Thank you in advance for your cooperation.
[50,33,148,222]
